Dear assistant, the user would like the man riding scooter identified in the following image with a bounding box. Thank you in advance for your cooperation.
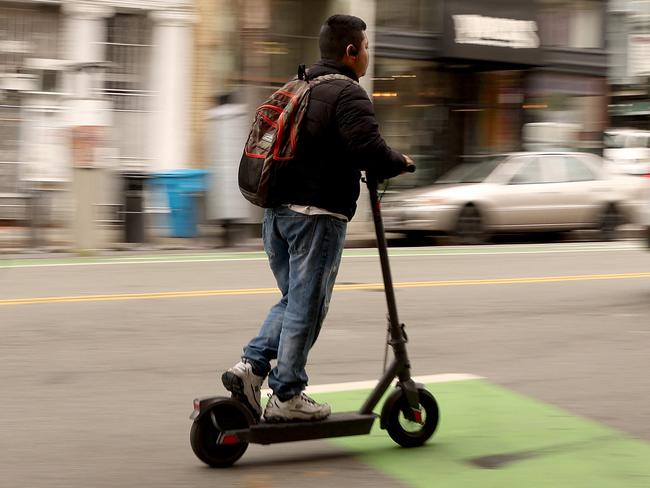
[221,14,414,422]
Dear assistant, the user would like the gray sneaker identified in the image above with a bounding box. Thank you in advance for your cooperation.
[221,361,264,418]
[263,392,331,422]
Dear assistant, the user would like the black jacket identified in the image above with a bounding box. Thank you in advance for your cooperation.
[274,59,407,220]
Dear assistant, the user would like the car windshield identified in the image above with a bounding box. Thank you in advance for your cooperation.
[604,133,625,149]
[605,132,650,149]
[436,157,504,184]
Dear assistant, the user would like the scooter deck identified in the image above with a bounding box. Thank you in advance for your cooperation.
[228,412,376,445]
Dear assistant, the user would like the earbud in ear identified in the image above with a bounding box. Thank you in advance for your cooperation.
[348,45,359,57]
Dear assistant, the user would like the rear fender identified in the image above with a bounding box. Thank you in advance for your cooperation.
[190,396,254,424]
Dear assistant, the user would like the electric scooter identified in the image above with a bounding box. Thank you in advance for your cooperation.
[189,168,439,468]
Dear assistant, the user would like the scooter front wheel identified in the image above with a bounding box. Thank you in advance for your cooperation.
[382,387,439,448]
[190,398,251,468]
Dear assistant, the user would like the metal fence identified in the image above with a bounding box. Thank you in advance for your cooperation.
[0,98,20,163]
[97,13,155,227]
[1,4,61,223]
[0,4,60,71]
[104,13,152,167]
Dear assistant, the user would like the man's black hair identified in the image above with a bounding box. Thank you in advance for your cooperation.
[319,14,366,61]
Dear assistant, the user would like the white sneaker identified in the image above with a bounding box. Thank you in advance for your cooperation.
[263,392,331,422]
[221,360,264,418]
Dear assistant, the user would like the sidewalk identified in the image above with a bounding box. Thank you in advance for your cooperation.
[0,223,379,255]
[1,222,645,256]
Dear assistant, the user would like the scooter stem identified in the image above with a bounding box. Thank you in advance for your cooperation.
[366,174,401,331]
[359,173,418,415]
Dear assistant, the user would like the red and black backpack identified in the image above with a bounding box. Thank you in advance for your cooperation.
[238,65,355,207]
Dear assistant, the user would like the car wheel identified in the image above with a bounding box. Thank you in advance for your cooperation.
[599,205,621,242]
[404,231,432,246]
[453,205,486,245]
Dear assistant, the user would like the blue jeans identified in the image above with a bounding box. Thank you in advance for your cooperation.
[243,207,347,400]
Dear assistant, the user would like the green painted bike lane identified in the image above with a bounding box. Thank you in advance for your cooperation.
[309,380,650,488]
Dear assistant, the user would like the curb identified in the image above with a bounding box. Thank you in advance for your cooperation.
[1,228,647,256]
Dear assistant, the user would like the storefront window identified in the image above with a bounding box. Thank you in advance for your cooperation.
[470,71,523,155]
[273,2,322,76]
[235,0,329,114]
[373,58,526,185]
[373,58,444,186]
[376,0,443,33]
[525,72,606,152]
[538,0,603,49]
[260,0,327,83]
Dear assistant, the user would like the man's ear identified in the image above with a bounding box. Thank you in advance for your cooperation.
[347,44,358,57]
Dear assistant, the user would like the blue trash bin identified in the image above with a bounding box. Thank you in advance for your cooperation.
[149,169,208,238]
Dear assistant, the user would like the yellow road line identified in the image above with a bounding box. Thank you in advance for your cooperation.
[3,271,650,307]
[0,287,279,306]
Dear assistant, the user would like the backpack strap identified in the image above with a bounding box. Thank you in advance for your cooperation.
[298,64,307,80]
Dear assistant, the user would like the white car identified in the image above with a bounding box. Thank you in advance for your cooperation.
[604,128,650,177]
[644,184,650,249]
[382,152,648,244]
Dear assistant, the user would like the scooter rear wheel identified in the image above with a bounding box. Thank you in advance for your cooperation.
[383,387,439,448]
[190,399,251,468]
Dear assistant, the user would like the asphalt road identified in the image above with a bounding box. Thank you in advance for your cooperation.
[2,241,649,487]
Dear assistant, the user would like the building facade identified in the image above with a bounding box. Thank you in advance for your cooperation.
[608,0,650,129]
[0,0,194,221]
[373,0,608,185]
[198,0,608,193]
[2,0,611,226]
[196,0,378,227]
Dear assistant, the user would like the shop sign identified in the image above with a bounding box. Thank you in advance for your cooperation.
[443,0,541,65]
[453,15,539,49]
